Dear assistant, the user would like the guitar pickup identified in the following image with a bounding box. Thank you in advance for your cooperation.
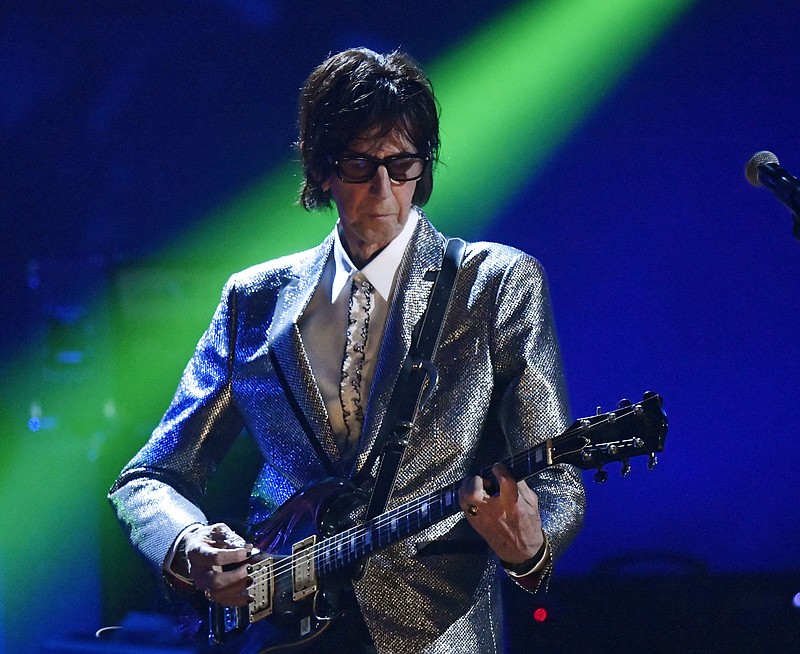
[247,556,274,623]
[291,536,318,601]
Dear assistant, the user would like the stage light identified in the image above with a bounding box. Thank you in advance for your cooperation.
[533,606,549,623]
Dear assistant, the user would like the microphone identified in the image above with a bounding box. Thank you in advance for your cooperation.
[745,151,800,216]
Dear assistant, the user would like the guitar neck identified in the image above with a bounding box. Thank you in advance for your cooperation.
[313,440,555,578]
[313,390,669,577]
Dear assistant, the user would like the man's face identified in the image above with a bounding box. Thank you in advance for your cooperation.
[324,129,419,267]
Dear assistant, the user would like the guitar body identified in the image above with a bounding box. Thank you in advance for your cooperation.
[210,479,369,654]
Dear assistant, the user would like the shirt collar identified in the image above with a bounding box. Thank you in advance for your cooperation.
[331,208,419,302]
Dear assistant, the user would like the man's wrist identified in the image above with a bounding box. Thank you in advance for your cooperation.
[501,532,550,578]
[163,523,204,586]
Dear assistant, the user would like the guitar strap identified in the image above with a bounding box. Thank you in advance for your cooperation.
[358,236,466,521]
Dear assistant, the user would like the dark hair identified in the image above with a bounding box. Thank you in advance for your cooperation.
[297,48,440,211]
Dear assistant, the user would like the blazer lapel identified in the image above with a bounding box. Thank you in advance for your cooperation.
[269,235,343,475]
[354,216,446,475]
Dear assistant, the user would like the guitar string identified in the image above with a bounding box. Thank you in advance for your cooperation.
[249,438,554,585]
[250,419,601,586]
[248,406,649,590]
[257,479,463,583]
[254,429,562,585]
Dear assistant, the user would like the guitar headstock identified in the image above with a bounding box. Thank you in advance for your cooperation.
[551,391,668,482]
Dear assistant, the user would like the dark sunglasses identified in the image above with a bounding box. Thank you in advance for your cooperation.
[329,153,430,183]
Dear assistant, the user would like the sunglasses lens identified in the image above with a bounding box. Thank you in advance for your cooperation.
[386,158,425,181]
[337,158,377,183]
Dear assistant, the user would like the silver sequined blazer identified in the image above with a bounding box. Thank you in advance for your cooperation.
[109,215,586,653]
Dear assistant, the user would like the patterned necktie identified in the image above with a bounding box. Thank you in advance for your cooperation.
[339,272,374,457]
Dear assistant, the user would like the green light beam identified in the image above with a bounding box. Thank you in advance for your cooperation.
[426,0,695,234]
[0,0,694,648]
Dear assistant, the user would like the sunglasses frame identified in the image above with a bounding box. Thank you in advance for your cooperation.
[329,153,431,183]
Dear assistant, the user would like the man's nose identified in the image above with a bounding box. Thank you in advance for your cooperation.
[369,164,395,195]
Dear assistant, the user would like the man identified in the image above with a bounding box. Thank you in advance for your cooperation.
[110,48,585,653]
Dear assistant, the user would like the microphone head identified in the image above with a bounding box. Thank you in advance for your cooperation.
[745,150,780,187]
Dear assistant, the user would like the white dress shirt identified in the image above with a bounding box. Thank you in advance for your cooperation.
[300,209,419,458]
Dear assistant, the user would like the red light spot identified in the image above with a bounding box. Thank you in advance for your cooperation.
[533,607,548,623]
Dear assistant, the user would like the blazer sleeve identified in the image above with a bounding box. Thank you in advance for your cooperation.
[108,279,245,570]
[490,252,586,560]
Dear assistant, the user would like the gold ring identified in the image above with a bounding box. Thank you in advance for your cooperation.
[466,505,479,516]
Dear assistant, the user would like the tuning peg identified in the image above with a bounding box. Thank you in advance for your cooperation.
[594,468,608,483]
[617,398,632,409]
[621,459,632,477]
[643,390,664,408]
[648,453,658,470]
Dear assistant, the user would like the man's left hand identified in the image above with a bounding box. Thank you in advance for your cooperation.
[458,463,544,564]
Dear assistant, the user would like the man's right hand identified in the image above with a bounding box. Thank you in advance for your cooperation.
[177,523,255,607]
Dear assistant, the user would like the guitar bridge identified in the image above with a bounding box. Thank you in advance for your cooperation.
[247,556,274,624]
[291,536,317,601]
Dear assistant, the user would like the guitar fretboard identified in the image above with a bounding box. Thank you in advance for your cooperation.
[313,440,555,576]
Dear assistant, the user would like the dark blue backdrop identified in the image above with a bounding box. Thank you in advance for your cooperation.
[2,1,799,651]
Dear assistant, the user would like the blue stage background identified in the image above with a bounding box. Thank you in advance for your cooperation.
[2,1,799,651]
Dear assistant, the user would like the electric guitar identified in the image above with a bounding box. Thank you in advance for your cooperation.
[205,392,668,653]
